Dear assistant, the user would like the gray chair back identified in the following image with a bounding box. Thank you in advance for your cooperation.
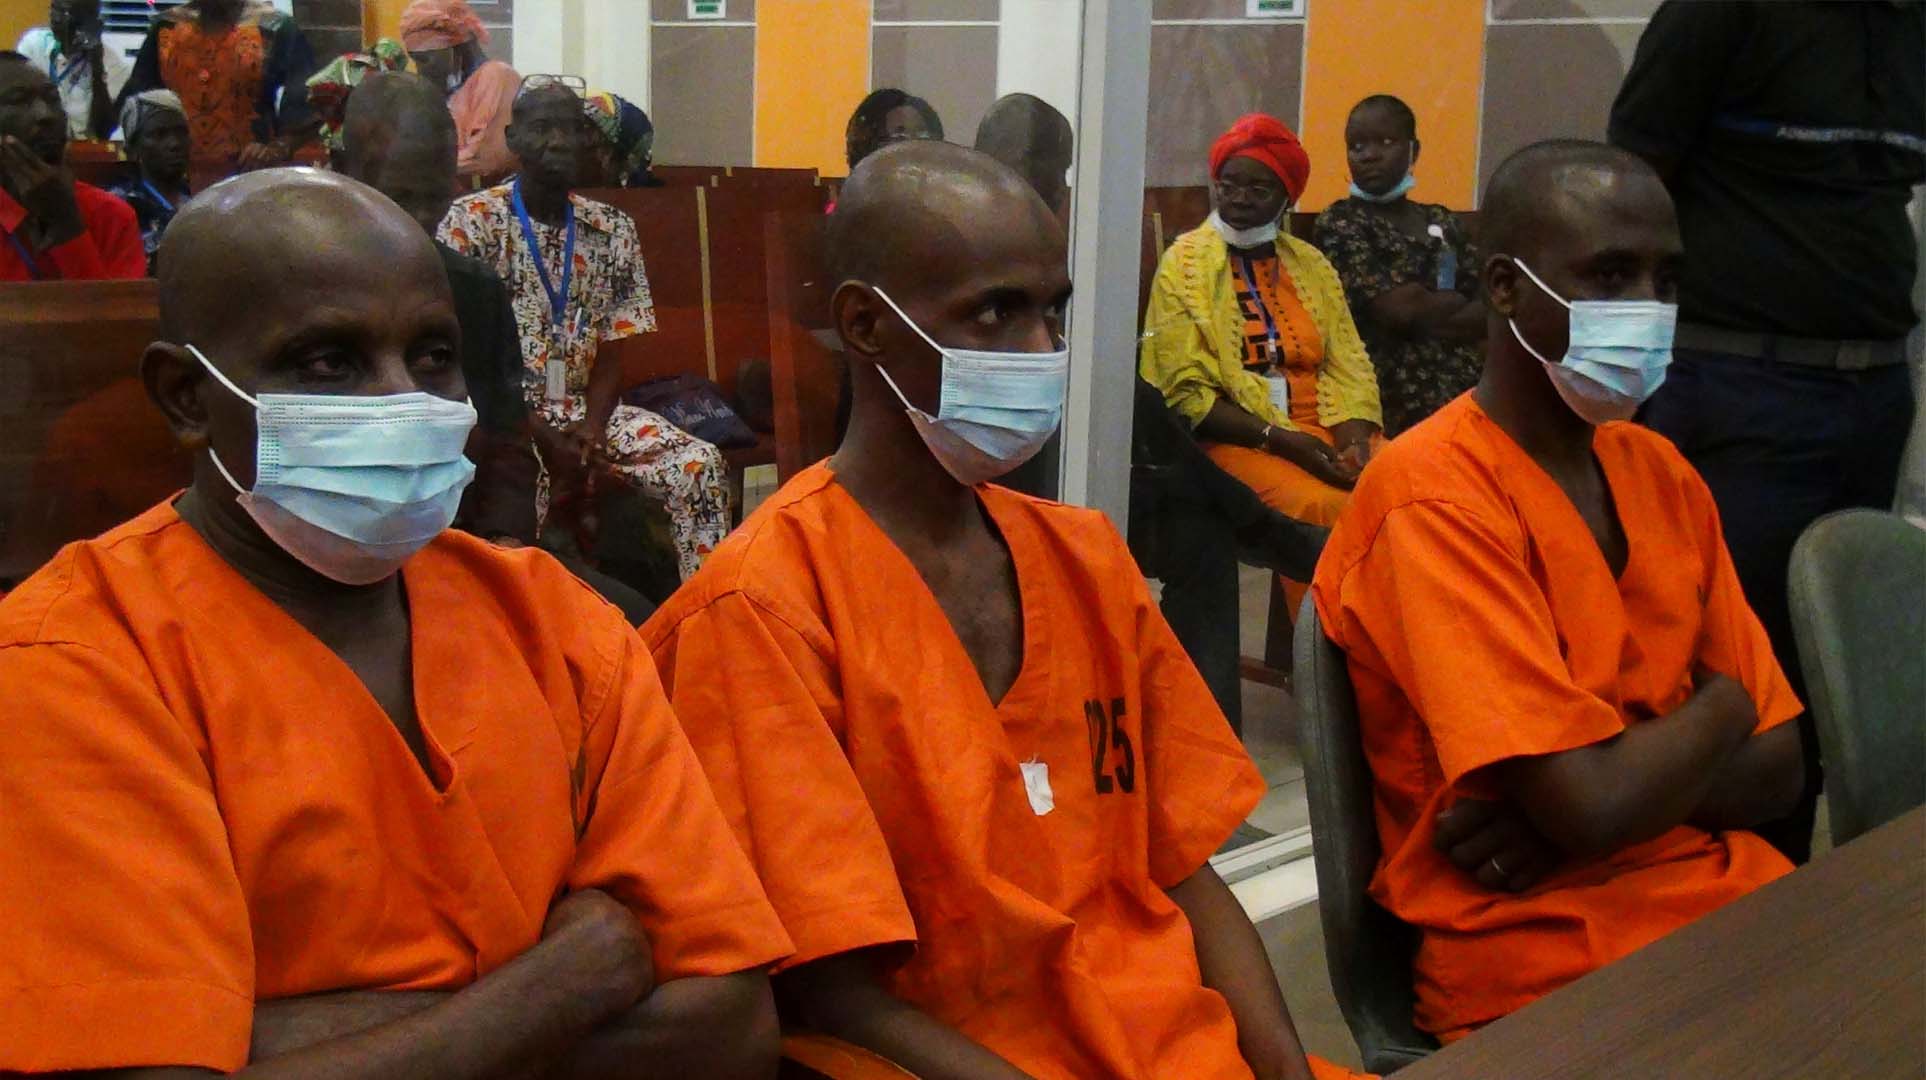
[1787,509,1926,844]
[1292,592,1437,1072]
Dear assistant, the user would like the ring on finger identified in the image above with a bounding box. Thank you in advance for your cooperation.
[1488,854,1510,878]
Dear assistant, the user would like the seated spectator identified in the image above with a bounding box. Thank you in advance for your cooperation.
[0,50,143,280]
[844,87,942,172]
[118,0,317,176]
[14,0,128,139]
[1314,95,1484,437]
[974,91,1072,223]
[403,0,521,184]
[107,89,191,272]
[0,168,788,1076]
[303,37,406,161]
[1140,112,1380,620]
[584,88,662,188]
[440,79,730,581]
[339,70,655,623]
[1311,140,1803,1043]
[644,141,1361,1080]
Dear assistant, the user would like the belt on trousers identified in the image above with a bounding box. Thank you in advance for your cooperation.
[1675,323,1911,372]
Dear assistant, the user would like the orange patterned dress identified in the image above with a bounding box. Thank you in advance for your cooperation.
[123,1,315,174]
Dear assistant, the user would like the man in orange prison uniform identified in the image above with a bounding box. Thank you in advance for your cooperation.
[0,169,791,1077]
[1311,140,1805,1043]
[643,142,1363,1080]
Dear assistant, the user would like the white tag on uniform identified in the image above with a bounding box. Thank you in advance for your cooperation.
[545,355,567,401]
[1019,759,1055,816]
[1265,373,1290,418]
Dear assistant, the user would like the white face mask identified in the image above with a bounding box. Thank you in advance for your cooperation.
[870,287,1068,488]
[189,344,478,585]
[1208,209,1280,249]
[1505,257,1676,425]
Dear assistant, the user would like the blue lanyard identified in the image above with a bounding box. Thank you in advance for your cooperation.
[48,49,83,88]
[5,229,45,280]
[1237,255,1282,361]
[510,180,575,334]
[140,180,176,213]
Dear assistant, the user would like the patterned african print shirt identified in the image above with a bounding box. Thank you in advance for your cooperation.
[438,185,657,410]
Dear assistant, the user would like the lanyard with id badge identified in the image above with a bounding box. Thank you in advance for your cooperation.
[511,181,579,403]
[1238,254,1291,418]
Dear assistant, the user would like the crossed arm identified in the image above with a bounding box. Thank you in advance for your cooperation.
[49,891,777,1080]
[1437,672,1805,890]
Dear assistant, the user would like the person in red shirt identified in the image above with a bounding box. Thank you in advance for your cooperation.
[0,49,143,280]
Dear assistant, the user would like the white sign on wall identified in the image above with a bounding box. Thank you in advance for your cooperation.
[1247,0,1304,17]
[688,0,726,19]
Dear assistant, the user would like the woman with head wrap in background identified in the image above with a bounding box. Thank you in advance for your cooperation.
[107,89,190,271]
[304,38,405,161]
[582,89,661,188]
[401,0,520,183]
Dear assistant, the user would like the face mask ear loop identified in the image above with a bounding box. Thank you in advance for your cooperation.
[184,344,260,495]
[868,285,948,416]
[1508,258,1572,311]
[184,344,263,408]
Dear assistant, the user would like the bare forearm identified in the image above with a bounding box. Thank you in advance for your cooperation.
[233,930,638,1079]
[1499,685,1756,859]
[1433,298,1488,345]
[547,974,779,1080]
[584,347,625,435]
[1167,868,1314,1080]
[249,991,450,1061]
[779,956,1034,1080]
[1689,723,1804,833]
[1195,398,1270,448]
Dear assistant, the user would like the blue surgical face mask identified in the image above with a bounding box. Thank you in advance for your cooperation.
[870,287,1068,487]
[189,344,478,585]
[1349,170,1416,204]
[1208,209,1280,249]
[1504,257,1675,425]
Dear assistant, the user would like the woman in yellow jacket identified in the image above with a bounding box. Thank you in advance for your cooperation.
[1141,114,1382,530]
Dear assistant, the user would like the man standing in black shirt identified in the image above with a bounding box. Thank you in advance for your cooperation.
[1610,0,1925,862]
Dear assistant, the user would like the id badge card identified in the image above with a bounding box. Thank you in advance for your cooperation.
[1265,372,1290,418]
[544,310,577,402]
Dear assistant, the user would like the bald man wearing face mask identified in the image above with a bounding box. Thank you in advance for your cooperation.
[644,141,1361,1080]
[1311,140,1803,1044]
[0,168,788,1078]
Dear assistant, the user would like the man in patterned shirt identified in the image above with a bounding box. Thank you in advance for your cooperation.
[439,79,728,580]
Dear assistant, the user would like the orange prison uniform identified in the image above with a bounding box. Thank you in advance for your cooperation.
[645,464,1284,1080]
[1203,254,1353,530]
[1311,395,1801,1041]
[0,502,792,1073]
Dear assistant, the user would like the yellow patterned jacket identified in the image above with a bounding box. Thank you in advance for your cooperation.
[1139,222,1381,434]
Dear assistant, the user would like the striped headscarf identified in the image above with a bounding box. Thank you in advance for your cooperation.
[118,89,185,145]
[582,90,656,187]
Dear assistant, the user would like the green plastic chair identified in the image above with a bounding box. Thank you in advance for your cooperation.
[1787,509,1926,845]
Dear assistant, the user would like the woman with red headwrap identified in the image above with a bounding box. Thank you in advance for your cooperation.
[1140,114,1381,545]
[401,0,520,183]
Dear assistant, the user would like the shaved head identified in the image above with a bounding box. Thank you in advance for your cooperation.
[827,140,1058,290]
[973,93,1073,212]
[158,168,442,345]
[340,70,456,175]
[1481,139,1662,262]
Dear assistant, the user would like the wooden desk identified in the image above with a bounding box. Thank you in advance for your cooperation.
[1402,808,1926,1079]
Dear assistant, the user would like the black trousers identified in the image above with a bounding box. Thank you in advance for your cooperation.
[1640,348,1916,863]
[1129,492,1244,735]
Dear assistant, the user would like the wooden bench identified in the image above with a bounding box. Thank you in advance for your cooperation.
[0,280,187,588]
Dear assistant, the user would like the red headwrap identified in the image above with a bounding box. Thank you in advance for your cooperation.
[400,0,489,51]
[1209,113,1310,202]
